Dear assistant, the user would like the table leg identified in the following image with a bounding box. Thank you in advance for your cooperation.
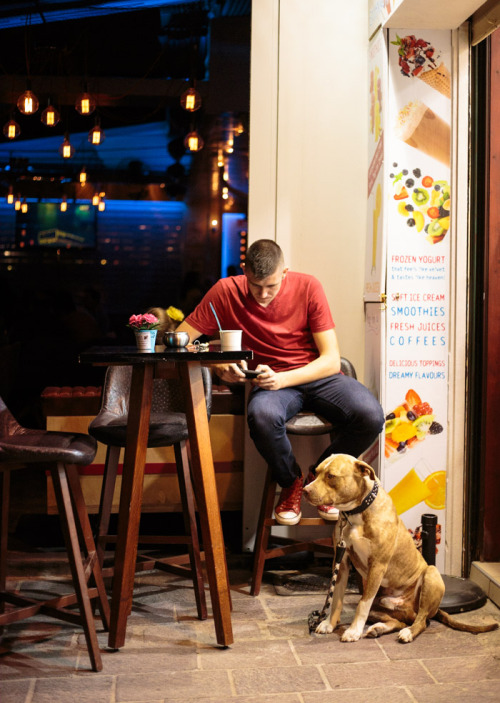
[108,362,154,649]
[179,362,234,647]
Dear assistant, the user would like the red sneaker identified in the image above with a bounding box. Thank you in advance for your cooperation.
[274,475,303,525]
[317,505,339,521]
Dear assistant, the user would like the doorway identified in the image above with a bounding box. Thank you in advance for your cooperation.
[468,27,500,567]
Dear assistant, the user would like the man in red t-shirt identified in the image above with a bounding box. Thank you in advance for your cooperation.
[177,240,384,525]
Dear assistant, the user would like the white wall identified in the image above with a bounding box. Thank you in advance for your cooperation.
[248,0,369,379]
[243,0,369,551]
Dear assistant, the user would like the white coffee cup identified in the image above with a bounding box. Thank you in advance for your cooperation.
[219,330,242,351]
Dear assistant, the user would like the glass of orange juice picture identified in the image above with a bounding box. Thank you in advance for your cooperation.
[388,458,446,515]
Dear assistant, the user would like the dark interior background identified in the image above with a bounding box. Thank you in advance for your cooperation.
[0,1,251,418]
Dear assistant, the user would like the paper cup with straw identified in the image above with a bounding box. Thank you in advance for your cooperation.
[219,329,242,351]
[209,303,242,351]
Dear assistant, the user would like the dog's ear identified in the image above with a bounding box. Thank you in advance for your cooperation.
[354,460,376,481]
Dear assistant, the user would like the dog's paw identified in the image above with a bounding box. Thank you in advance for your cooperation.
[315,620,334,635]
[365,623,384,638]
[398,627,414,643]
[341,626,362,642]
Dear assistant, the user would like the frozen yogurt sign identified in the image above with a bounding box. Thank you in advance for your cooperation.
[383,29,451,572]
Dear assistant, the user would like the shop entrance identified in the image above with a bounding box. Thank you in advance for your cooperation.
[468,27,500,566]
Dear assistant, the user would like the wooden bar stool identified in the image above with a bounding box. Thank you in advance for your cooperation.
[88,364,212,621]
[0,395,110,672]
[250,358,357,595]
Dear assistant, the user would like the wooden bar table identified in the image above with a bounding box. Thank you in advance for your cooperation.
[80,344,253,649]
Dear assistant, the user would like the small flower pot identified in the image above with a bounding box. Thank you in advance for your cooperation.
[134,329,157,352]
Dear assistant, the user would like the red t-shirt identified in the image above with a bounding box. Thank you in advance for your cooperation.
[184,272,335,372]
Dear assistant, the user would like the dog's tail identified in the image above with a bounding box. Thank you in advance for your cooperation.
[435,609,499,634]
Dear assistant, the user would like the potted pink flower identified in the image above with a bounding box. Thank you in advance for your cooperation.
[127,313,160,331]
[127,313,160,352]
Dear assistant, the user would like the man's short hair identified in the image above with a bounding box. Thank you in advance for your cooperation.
[245,239,284,279]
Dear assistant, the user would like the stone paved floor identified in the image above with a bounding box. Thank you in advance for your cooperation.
[1,554,500,703]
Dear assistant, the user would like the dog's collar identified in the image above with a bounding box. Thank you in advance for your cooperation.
[340,481,379,516]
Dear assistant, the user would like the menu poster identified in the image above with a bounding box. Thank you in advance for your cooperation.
[383,29,452,571]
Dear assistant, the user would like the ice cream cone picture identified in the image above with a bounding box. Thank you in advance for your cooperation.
[372,183,382,272]
[395,100,450,166]
[392,34,451,99]
[418,62,451,99]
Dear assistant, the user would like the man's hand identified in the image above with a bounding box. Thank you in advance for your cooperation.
[213,363,247,384]
[251,365,283,390]
[213,363,282,387]
[213,364,295,391]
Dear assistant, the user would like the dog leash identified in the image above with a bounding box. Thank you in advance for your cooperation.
[308,518,347,634]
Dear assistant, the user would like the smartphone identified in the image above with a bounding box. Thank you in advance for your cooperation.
[243,369,262,379]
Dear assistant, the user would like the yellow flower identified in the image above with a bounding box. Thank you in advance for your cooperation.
[166,306,184,322]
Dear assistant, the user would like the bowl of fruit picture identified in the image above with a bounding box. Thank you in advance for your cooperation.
[391,166,450,244]
[385,388,443,459]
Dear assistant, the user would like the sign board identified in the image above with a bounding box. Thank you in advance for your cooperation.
[383,28,452,571]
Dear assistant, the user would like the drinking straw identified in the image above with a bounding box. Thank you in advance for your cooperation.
[209,302,222,331]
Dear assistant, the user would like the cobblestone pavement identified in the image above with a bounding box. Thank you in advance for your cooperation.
[1,554,500,703]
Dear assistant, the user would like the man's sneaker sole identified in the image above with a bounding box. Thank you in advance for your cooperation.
[318,507,339,521]
[274,510,302,526]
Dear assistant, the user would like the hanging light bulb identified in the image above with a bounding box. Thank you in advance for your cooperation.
[92,192,100,206]
[184,130,204,152]
[17,86,39,115]
[180,86,202,112]
[7,187,14,204]
[41,101,60,127]
[217,149,224,168]
[3,119,21,140]
[14,196,21,211]
[60,195,68,212]
[88,121,104,145]
[98,197,105,212]
[79,168,87,185]
[21,199,28,213]
[211,170,219,192]
[75,91,96,116]
[59,134,75,159]
[222,186,229,200]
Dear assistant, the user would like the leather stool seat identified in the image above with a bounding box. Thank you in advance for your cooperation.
[0,395,110,672]
[284,413,334,435]
[90,412,189,447]
[0,428,97,463]
[88,364,208,447]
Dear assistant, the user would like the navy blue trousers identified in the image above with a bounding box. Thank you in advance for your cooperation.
[247,374,385,487]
